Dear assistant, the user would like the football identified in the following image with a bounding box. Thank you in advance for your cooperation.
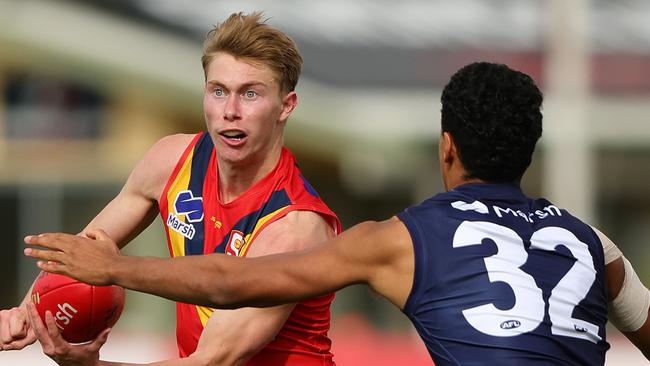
[31,272,125,343]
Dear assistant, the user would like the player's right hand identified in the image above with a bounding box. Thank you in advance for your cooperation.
[26,302,108,366]
[0,306,36,351]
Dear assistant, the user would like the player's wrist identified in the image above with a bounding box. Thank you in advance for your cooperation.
[107,254,140,288]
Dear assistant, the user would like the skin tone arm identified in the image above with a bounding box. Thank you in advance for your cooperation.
[79,134,192,248]
[24,217,415,311]
[0,134,190,352]
[190,210,334,366]
[25,210,338,366]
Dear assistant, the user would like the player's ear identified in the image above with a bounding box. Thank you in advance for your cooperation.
[279,91,298,123]
[441,132,456,163]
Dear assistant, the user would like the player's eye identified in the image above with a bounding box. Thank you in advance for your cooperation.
[213,88,224,97]
[245,90,257,98]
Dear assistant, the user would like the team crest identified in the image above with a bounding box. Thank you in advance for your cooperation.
[167,190,204,239]
[226,230,245,256]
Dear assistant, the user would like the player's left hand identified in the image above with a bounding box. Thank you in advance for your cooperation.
[26,301,109,366]
[24,229,120,286]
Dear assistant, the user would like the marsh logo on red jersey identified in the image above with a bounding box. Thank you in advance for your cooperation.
[167,190,203,239]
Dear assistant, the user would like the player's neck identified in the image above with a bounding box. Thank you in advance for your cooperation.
[217,147,282,204]
[445,174,522,191]
[445,177,485,191]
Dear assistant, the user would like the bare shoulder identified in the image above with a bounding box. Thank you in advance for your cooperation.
[126,133,197,200]
[348,217,412,264]
[364,218,414,309]
[146,133,195,160]
[334,217,414,308]
[248,210,336,257]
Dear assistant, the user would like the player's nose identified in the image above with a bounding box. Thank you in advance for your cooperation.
[223,95,241,121]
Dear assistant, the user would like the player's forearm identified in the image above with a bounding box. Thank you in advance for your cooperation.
[110,254,247,308]
[98,355,210,366]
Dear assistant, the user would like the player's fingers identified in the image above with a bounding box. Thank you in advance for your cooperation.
[7,329,36,350]
[25,303,54,353]
[24,233,72,251]
[0,310,12,346]
[36,260,68,276]
[0,308,23,349]
[23,247,66,264]
[8,308,28,339]
[43,311,65,346]
[88,328,111,352]
[85,228,107,241]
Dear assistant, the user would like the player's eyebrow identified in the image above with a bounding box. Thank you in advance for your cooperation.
[206,80,269,90]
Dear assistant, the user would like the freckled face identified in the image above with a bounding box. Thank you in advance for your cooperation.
[203,52,292,167]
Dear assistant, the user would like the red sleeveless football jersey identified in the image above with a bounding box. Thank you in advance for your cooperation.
[159,133,341,365]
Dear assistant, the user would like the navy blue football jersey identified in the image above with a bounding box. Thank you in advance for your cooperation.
[397,183,609,366]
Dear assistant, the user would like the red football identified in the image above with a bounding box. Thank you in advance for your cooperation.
[31,272,125,343]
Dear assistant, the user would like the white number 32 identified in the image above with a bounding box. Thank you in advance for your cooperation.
[453,221,601,343]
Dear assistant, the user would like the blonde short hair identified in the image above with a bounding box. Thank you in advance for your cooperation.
[202,12,303,94]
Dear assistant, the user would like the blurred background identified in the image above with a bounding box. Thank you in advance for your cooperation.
[1,0,649,364]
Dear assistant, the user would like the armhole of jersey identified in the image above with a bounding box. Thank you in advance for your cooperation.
[291,203,342,234]
[240,206,291,257]
[242,205,340,257]
[158,133,203,211]
[396,210,425,315]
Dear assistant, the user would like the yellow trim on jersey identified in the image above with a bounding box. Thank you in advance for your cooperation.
[239,206,290,257]
[196,304,214,327]
[166,148,195,258]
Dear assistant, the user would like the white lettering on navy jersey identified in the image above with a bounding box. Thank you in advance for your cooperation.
[453,221,601,343]
[452,200,562,223]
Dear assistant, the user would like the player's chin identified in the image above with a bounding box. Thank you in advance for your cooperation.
[217,147,257,166]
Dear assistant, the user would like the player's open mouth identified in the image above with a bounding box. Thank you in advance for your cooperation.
[219,130,247,146]
[220,130,246,141]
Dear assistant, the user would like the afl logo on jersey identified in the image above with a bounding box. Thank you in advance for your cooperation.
[500,320,521,330]
[167,190,204,240]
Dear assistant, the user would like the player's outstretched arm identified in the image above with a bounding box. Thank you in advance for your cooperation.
[2,135,190,353]
[25,217,415,311]
[597,228,650,360]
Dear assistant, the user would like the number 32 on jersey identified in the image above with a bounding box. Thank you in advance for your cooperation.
[453,221,601,343]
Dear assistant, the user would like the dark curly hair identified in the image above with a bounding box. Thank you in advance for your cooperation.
[441,62,543,183]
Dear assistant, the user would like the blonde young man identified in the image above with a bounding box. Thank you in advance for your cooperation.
[2,12,341,366]
[26,62,650,365]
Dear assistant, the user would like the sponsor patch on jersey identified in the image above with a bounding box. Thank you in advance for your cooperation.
[167,190,204,239]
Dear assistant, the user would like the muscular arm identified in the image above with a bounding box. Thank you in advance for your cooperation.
[80,134,192,248]
[1,134,190,352]
[26,216,415,311]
